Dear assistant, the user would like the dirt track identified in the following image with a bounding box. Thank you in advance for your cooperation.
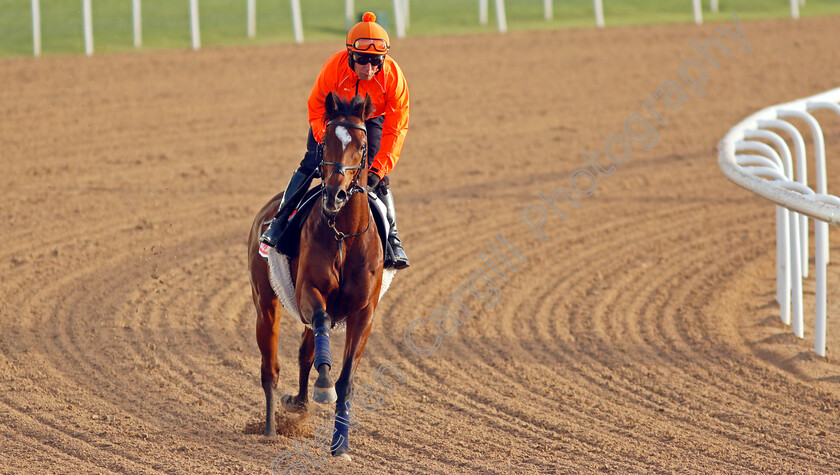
[3,15,840,474]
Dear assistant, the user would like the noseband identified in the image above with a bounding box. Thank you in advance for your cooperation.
[320,119,371,242]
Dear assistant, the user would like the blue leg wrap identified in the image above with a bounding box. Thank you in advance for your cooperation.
[331,401,351,452]
[313,326,332,370]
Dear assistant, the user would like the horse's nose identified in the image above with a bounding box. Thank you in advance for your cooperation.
[335,189,348,203]
[323,186,348,216]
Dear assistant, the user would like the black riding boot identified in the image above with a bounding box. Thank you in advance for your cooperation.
[377,186,410,269]
[260,169,313,248]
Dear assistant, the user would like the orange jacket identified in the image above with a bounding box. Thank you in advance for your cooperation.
[308,50,409,179]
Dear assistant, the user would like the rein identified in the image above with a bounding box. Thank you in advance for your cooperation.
[320,119,371,244]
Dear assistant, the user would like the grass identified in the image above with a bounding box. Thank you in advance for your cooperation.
[2,0,840,57]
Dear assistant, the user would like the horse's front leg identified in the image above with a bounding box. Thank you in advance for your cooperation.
[331,307,375,460]
[311,309,338,404]
[281,327,314,413]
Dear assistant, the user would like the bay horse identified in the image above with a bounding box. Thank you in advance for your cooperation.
[247,93,384,460]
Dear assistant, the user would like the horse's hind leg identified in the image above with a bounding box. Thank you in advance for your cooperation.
[255,296,281,436]
[311,309,337,404]
[281,327,314,413]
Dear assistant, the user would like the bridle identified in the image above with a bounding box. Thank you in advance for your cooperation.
[321,119,368,181]
[320,119,371,242]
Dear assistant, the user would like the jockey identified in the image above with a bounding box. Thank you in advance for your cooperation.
[261,12,410,269]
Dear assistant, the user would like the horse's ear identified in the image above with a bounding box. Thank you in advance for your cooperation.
[325,92,338,119]
[362,94,374,121]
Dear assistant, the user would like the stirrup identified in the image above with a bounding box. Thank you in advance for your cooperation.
[260,168,314,248]
[260,214,290,248]
[388,237,410,269]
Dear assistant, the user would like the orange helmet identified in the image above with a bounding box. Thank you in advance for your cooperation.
[346,12,390,55]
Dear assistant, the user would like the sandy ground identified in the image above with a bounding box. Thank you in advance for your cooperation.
[3,15,840,474]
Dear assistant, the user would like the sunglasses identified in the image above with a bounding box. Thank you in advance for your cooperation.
[348,37,388,52]
[353,52,385,66]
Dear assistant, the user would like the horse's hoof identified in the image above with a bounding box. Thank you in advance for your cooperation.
[332,447,352,462]
[280,394,307,413]
[264,426,276,437]
[312,386,337,404]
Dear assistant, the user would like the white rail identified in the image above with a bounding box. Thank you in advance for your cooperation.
[494,0,507,33]
[133,0,142,47]
[190,0,200,50]
[23,1,811,57]
[718,87,840,356]
[594,0,604,28]
[346,0,355,30]
[247,0,256,38]
[393,0,406,38]
[83,0,93,56]
[290,0,303,44]
[31,0,41,57]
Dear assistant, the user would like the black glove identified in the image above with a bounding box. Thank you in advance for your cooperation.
[367,172,381,191]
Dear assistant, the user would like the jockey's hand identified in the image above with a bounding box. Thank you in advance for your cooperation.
[367,172,381,191]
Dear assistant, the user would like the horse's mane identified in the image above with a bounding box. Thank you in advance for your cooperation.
[324,94,367,123]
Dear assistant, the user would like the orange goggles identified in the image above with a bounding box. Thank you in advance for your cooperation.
[348,38,388,53]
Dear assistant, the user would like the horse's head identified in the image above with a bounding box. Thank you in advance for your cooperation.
[320,92,374,218]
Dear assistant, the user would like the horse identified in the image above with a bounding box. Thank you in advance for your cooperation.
[247,93,384,460]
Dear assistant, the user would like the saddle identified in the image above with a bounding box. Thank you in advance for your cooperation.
[260,187,389,261]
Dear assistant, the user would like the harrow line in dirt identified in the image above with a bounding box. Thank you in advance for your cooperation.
[470,214,834,466]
